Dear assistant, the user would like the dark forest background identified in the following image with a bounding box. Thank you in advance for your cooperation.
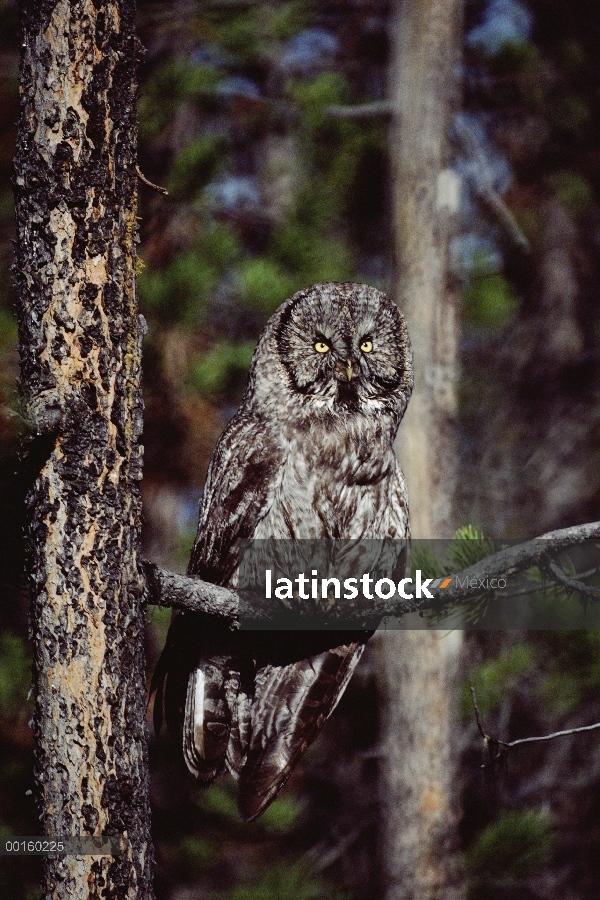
[3,0,600,897]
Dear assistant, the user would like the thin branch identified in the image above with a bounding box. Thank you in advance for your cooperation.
[306,825,363,875]
[136,165,168,195]
[479,187,530,253]
[469,686,600,768]
[499,564,600,599]
[453,115,530,251]
[325,101,394,120]
[470,686,488,741]
[505,721,600,749]
[545,559,600,603]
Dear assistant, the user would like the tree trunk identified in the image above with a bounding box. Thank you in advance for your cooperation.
[378,0,464,898]
[14,0,153,897]
[377,629,463,900]
[390,0,461,536]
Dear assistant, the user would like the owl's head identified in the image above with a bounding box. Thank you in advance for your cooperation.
[248,283,413,424]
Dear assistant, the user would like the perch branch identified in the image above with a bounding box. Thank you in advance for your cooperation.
[142,560,292,624]
[142,520,600,626]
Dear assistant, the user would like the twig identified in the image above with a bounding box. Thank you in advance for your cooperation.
[136,166,168,195]
[453,115,530,252]
[325,101,394,120]
[470,685,600,768]
[470,686,488,741]
[499,565,600,599]
[504,721,600,749]
[545,559,600,603]
[306,825,363,875]
[479,187,530,253]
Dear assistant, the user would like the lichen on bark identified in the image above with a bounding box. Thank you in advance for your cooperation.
[14,0,153,896]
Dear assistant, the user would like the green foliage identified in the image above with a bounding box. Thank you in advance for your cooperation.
[150,58,223,103]
[197,782,240,820]
[493,38,541,72]
[167,134,226,198]
[465,808,552,897]
[464,270,519,331]
[139,59,222,138]
[461,643,536,720]
[288,74,382,238]
[138,223,240,325]
[411,527,499,625]
[0,632,32,728]
[138,250,211,323]
[156,829,216,882]
[561,40,587,72]
[257,794,303,834]
[204,1,311,62]
[521,558,600,629]
[171,525,198,572]
[271,222,351,281]
[172,835,214,874]
[289,72,350,130]
[187,341,255,398]
[410,545,449,582]
[146,606,173,643]
[0,308,17,354]
[553,94,590,134]
[538,632,600,714]
[198,779,303,834]
[196,779,301,830]
[548,170,593,213]
[206,9,264,61]
[448,525,496,572]
[0,187,14,218]
[238,257,296,315]
[268,1,312,40]
[221,862,349,900]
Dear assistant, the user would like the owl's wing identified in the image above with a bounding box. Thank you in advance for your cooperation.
[188,410,280,585]
[239,639,366,821]
[152,411,281,779]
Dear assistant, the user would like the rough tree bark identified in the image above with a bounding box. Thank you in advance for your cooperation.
[14,0,152,897]
[377,1,465,899]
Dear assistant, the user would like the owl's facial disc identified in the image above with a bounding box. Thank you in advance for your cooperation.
[275,285,412,407]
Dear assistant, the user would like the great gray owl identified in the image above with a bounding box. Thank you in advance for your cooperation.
[152,282,413,821]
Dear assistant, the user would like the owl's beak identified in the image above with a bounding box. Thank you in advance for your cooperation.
[345,360,354,381]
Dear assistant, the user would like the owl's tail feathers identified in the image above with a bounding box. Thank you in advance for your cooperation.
[150,613,237,783]
[237,642,365,822]
[183,658,238,782]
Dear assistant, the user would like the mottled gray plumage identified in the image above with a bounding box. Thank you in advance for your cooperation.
[152,282,413,820]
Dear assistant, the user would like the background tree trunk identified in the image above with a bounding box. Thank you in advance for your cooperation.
[14,0,152,897]
[377,0,464,898]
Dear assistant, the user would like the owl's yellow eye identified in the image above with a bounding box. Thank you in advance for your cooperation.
[360,339,373,353]
[314,341,330,354]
